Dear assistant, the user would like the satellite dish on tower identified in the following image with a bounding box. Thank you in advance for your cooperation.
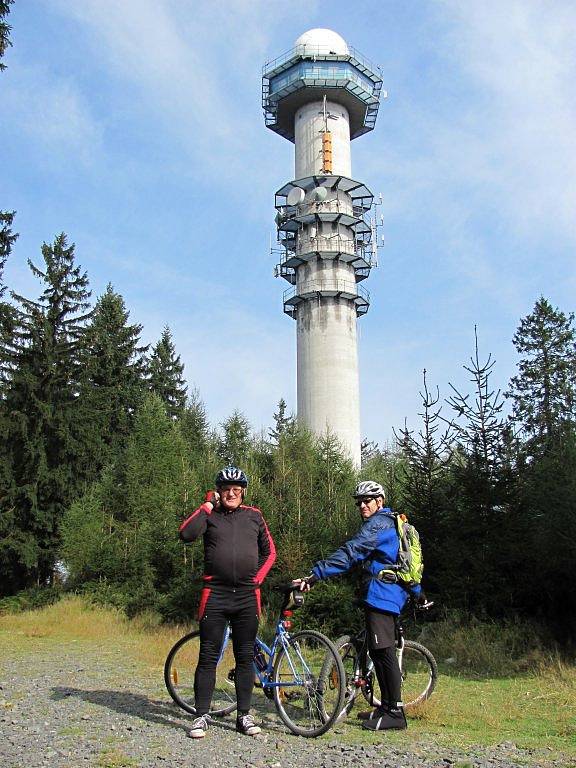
[310,186,328,203]
[287,187,305,206]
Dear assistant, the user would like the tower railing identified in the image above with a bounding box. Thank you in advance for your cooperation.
[277,198,372,221]
[283,279,370,302]
[263,43,383,82]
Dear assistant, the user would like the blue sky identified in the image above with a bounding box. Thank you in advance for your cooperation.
[2,0,575,446]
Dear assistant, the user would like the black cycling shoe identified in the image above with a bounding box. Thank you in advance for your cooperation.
[362,707,407,731]
[357,705,388,721]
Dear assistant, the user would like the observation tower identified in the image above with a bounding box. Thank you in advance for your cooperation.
[262,28,383,465]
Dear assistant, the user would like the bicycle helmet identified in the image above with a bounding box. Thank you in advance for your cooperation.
[215,465,248,488]
[353,480,385,499]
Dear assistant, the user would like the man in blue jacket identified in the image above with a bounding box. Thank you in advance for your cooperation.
[295,480,421,731]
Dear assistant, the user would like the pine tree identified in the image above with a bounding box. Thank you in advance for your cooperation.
[0,210,17,293]
[268,398,294,445]
[148,326,187,419]
[506,297,576,448]
[218,410,251,466]
[0,233,92,593]
[180,388,213,465]
[0,1,14,72]
[506,299,576,636]
[79,283,148,470]
[61,394,195,618]
[394,370,454,599]
[395,369,453,520]
[442,329,511,614]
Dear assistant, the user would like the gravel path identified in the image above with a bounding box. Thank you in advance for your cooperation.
[0,641,573,768]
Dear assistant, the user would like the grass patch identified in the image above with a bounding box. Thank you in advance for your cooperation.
[95,748,139,768]
[0,595,191,661]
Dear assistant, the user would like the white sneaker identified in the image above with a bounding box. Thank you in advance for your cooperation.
[188,714,209,739]
[236,713,261,736]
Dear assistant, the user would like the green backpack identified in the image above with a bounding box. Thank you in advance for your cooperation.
[378,512,424,588]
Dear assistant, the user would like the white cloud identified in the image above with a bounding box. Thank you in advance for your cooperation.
[49,0,317,178]
[438,0,576,241]
[363,0,576,319]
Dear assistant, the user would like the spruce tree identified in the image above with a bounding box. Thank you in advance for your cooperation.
[394,370,454,599]
[79,283,148,470]
[0,1,14,71]
[507,299,576,636]
[218,410,251,466]
[148,326,187,419]
[442,329,511,614]
[0,210,17,292]
[395,369,453,520]
[506,296,576,447]
[268,398,294,445]
[0,233,92,592]
[61,393,194,618]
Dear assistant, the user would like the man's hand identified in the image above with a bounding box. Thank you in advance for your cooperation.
[204,490,220,510]
[415,592,433,610]
[292,575,317,592]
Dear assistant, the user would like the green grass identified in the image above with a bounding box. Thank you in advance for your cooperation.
[95,748,139,768]
[1,596,575,763]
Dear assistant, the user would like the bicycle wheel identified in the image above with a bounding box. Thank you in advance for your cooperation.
[273,630,346,738]
[399,640,438,709]
[164,630,237,717]
[332,635,367,719]
[333,635,383,716]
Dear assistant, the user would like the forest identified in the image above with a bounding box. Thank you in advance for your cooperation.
[1,216,575,643]
[1,2,575,645]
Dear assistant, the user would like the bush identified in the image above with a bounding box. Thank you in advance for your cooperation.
[0,586,62,615]
[295,579,363,638]
[418,610,559,676]
[77,581,131,612]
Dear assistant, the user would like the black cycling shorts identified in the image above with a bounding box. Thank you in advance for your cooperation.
[365,607,396,650]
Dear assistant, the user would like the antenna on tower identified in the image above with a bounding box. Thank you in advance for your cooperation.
[318,95,338,174]
[369,193,385,267]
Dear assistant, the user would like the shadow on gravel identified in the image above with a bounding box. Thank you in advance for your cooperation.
[49,686,308,738]
[51,686,195,733]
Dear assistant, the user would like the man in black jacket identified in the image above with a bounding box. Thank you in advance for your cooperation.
[179,466,276,739]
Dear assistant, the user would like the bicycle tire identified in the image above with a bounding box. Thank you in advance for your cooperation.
[333,635,381,718]
[272,629,346,738]
[164,630,237,717]
[399,640,438,709]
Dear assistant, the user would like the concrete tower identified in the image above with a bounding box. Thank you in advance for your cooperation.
[262,28,383,466]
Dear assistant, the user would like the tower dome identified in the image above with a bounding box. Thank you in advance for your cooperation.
[294,28,349,56]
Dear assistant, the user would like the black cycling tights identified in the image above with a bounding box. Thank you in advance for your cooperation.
[194,589,259,715]
[370,645,403,708]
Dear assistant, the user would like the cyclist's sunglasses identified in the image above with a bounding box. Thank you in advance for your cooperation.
[355,497,376,507]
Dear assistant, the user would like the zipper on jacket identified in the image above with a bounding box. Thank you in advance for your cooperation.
[231,510,237,586]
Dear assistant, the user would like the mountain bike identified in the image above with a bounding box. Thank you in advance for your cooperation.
[164,586,346,737]
[333,600,438,720]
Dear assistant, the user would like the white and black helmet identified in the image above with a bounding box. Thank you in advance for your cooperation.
[215,465,248,488]
[353,480,385,499]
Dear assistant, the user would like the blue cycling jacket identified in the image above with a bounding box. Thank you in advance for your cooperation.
[311,507,420,615]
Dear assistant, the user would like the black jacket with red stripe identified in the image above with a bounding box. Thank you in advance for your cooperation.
[179,502,276,590]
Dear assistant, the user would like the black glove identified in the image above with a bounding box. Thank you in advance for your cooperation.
[293,574,317,592]
[415,591,433,609]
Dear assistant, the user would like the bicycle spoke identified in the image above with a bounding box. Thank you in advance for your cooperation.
[164,630,237,717]
[399,641,438,709]
[273,630,345,737]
